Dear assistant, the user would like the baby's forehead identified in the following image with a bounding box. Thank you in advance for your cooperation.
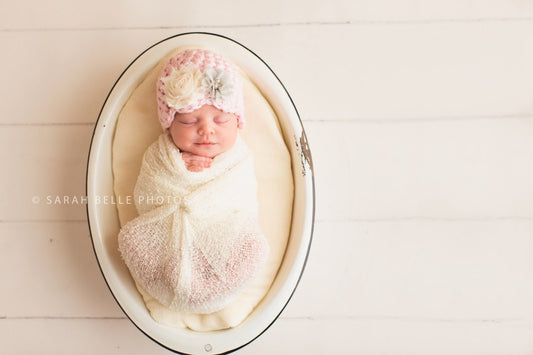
[174,105,237,119]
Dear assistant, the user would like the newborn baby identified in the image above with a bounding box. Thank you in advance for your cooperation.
[118,49,269,314]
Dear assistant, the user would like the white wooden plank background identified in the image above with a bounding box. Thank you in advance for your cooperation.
[2,1,533,354]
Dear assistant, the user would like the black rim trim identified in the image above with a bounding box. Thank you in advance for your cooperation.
[85,31,316,355]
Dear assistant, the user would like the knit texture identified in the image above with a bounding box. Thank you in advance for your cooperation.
[157,49,245,131]
[118,134,269,314]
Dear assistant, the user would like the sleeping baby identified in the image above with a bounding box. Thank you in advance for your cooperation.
[118,49,270,314]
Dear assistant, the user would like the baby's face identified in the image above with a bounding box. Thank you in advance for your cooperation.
[169,105,239,158]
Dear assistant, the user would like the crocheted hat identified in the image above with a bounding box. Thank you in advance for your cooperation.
[157,49,245,130]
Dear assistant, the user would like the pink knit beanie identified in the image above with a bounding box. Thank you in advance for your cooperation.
[157,49,245,130]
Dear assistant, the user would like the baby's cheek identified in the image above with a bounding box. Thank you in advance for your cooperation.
[172,131,194,150]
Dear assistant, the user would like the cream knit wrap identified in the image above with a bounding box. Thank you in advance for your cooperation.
[118,133,269,314]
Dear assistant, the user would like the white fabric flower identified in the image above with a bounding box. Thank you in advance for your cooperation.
[161,66,204,110]
[202,68,234,103]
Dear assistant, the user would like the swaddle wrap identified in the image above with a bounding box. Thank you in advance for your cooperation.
[118,133,269,314]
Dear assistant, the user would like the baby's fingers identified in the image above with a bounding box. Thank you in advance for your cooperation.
[189,157,212,168]
[181,152,213,171]
[186,164,205,172]
[192,156,212,165]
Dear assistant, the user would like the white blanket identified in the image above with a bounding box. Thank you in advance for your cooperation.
[118,133,269,314]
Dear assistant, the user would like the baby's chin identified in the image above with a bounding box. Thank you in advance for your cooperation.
[184,144,227,159]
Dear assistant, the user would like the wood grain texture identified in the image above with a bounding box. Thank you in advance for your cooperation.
[2,0,533,29]
[0,222,121,318]
[306,119,533,221]
[2,318,533,355]
[2,22,533,125]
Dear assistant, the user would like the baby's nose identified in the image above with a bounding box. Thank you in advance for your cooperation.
[198,123,215,136]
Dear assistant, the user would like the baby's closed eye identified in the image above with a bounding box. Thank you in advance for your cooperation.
[178,118,198,125]
[214,116,231,124]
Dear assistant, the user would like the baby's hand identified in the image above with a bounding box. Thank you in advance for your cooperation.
[181,152,212,172]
